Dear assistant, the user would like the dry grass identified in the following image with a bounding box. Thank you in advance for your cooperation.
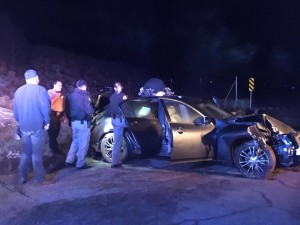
[0,139,22,159]
[0,106,73,158]
[0,108,21,158]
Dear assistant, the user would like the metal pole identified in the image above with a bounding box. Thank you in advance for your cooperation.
[224,79,236,102]
[249,91,252,109]
[235,76,238,104]
[128,80,131,97]
[199,77,202,97]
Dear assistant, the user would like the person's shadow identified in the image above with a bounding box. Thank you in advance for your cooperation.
[44,154,66,173]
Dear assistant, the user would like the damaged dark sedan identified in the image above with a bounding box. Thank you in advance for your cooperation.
[90,95,300,179]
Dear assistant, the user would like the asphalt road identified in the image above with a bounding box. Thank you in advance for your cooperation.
[0,157,299,225]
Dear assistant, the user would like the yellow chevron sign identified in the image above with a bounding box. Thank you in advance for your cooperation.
[249,77,254,92]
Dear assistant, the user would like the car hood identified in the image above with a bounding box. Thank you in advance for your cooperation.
[229,113,295,134]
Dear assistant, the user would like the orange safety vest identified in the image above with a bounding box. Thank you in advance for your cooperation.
[48,89,64,112]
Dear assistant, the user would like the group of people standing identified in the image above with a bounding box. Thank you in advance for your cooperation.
[13,69,127,184]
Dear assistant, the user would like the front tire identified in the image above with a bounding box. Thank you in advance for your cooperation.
[234,140,276,179]
[100,132,129,163]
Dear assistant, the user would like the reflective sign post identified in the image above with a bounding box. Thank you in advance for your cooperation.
[249,77,254,109]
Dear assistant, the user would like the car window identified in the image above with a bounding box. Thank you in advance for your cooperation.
[163,100,200,123]
[182,97,232,120]
[120,99,158,119]
[197,103,232,120]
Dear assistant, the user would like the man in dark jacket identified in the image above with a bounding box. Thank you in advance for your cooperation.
[13,69,51,184]
[109,82,127,168]
[65,79,94,169]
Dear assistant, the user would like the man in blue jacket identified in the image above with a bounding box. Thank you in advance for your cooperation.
[65,80,94,169]
[13,69,51,184]
[110,82,127,168]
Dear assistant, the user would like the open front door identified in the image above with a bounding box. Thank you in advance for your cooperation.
[119,98,162,156]
[162,99,215,163]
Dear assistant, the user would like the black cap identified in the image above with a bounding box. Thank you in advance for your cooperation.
[76,79,87,88]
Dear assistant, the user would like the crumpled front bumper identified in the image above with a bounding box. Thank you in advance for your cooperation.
[248,125,300,167]
[272,132,300,167]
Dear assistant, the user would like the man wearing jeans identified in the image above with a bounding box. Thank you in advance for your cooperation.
[65,80,94,169]
[13,69,50,184]
[109,82,127,168]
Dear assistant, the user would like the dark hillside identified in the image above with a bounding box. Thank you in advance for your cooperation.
[0,14,151,109]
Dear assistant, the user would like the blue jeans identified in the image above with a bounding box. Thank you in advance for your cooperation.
[66,121,91,168]
[19,129,47,182]
[111,117,127,165]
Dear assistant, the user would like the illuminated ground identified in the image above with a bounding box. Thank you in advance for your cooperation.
[0,157,299,225]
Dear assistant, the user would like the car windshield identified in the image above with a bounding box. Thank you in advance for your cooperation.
[181,97,233,120]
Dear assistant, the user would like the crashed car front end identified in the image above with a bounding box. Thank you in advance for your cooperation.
[273,132,300,167]
[246,115,300,167]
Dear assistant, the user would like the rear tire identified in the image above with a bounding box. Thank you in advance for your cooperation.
[234,140,276,179]
[100,132,129,163]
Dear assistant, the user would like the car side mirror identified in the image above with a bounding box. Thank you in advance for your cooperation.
[194,116,210,126]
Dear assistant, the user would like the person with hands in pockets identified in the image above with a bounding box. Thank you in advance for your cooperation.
[13,69,51,184]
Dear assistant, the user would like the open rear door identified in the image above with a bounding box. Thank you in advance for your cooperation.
[120,98,162,156]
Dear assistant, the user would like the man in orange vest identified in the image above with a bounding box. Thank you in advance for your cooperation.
[48,80,64,155]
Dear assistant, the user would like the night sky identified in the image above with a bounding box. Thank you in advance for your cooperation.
[2,0,300,97]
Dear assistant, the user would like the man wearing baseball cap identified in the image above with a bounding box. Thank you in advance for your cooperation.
[13,69,51,184]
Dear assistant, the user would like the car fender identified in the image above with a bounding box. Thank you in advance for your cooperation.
[216,128,252,163]
[90,117,113,151]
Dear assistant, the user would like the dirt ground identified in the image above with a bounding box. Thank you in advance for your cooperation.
[0,155,300,225]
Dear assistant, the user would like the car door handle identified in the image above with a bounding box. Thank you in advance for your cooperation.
[175,127,186,134]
